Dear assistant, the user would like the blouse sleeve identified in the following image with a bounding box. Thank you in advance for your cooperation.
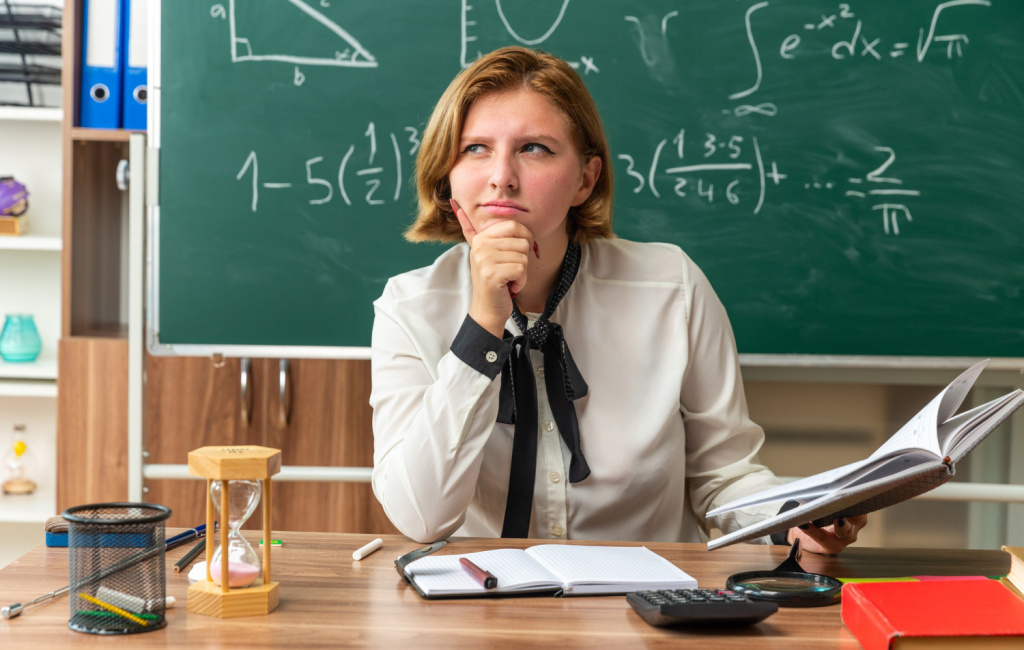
[369,285,510,543]
[678,258,785,539]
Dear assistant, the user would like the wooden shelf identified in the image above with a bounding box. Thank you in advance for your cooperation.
[71,127,131,142]
[0,107,63,122]
[0,234,62,251]
[69,324,129,339]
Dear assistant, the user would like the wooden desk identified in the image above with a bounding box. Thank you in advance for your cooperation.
[0,532,1009,648]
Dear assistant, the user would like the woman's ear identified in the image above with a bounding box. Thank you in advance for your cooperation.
[572,155,603,206]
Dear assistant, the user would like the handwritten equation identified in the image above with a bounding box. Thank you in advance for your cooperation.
[617,135,921,235]
[235,123,420,211]
[719,0,993,108]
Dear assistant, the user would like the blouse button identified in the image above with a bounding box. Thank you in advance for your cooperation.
[549,472,561,483]
[543,420,555,432]
[485,351,498,363]
[536,366,545,377]
[551,524,564,537]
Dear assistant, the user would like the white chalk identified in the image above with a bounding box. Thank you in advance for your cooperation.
[352,537,384,561]
[96,587,174,612]
[96,586,143,613]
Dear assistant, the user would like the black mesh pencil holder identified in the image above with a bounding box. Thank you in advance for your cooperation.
[63,503,172,634]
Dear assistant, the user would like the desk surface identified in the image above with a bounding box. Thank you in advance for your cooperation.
[0,532,1010,648]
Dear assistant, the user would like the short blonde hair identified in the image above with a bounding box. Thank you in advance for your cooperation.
[405,46,614,244]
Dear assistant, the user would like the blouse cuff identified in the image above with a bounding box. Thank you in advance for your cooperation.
[450,315,512,380]
[770,499,801,545]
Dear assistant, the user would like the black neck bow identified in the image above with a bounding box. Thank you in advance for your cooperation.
[497,242,590,538]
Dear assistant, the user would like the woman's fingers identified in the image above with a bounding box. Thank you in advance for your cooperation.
[451,199,477,244]
[788,514,868,555]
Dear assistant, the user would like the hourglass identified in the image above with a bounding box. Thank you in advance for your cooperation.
[186,446,281,618]
[209,479,262,588]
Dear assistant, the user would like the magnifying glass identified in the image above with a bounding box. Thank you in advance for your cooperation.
[726,539,843,607]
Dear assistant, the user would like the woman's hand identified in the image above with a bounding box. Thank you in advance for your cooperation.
[787,514,868,554]
[452,199,534,337]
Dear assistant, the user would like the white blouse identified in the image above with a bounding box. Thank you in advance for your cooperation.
[370,238,782,544]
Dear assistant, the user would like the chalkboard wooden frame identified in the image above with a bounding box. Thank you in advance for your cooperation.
[148,1,1024,367]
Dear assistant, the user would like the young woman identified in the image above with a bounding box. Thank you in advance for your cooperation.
[370,46,865,551]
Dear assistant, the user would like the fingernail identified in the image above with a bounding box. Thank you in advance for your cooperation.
[798,524,810,530]
[450,198,461,213]
[533,241,540,259]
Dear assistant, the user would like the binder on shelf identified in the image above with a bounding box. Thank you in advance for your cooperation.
[79,0,123,128]
[121,0,148,130]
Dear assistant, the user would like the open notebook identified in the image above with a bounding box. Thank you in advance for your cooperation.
[403,545,696,599]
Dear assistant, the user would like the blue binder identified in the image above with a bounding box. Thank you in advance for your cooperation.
[121,0,148,130]
[79,0,124,128]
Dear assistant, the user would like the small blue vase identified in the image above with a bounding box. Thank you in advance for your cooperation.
[0,314,42,363]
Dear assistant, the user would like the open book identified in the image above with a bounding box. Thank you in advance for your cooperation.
[402,545,696,599]
[707,359,1024,550]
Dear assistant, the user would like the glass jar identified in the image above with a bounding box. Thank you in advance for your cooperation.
[0,314,42,362]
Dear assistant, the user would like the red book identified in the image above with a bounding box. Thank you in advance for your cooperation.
[842,579,1024,649]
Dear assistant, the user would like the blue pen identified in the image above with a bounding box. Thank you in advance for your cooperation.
[166,524,210,551]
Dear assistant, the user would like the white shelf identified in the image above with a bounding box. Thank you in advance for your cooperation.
[0,234,62,251]
[0,379,57,398]
[0,483,57,524]
[0,107,63,122]
[0,358,57,380]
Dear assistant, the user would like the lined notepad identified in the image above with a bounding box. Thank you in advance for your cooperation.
[404,545,697,598]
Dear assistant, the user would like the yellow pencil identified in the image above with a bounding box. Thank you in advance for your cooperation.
[78,592,149,627]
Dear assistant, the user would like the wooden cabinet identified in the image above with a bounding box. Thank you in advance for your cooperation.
[56,337,129,507]
[142,356,397,534]
[56,0,132,513]
[261,359,395,534]
[56,0,396,536]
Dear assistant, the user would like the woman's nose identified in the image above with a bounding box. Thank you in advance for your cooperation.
[488,154,518,190]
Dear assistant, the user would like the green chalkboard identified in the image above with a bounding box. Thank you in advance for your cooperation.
[157,0,1024,358]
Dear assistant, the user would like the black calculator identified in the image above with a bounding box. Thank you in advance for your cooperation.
[626,588,779,627]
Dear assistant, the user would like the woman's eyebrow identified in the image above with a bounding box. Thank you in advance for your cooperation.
[458,133,563,146]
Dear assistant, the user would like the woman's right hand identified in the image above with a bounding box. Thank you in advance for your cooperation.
[451,199,533,337]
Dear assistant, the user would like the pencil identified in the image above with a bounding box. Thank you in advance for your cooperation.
[173,538,206,573]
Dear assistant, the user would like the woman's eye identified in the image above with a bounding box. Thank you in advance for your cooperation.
[523,143,553,154]
[461,144,486,154]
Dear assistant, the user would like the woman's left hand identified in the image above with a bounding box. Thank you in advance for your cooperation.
[787,514,868,554]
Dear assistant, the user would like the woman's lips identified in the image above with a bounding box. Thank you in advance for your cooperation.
[481,201,526,216]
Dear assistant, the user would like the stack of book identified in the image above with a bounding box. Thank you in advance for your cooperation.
[1001,546,1024,599]
[842,579,1024,648]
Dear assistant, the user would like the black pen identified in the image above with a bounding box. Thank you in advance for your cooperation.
[460,557,497,589]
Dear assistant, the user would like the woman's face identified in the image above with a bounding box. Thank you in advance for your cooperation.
[448,88,600,245]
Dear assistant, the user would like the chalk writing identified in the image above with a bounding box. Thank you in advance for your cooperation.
[235,123,419,212]
[618,136,920,235]
[461,0,596,72]
[718,1,993,115]
[214,0,377,84]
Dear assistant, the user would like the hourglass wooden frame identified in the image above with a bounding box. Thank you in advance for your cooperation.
[186,446,282,618]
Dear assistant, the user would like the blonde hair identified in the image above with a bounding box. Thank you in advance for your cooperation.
[405,46,614,244]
